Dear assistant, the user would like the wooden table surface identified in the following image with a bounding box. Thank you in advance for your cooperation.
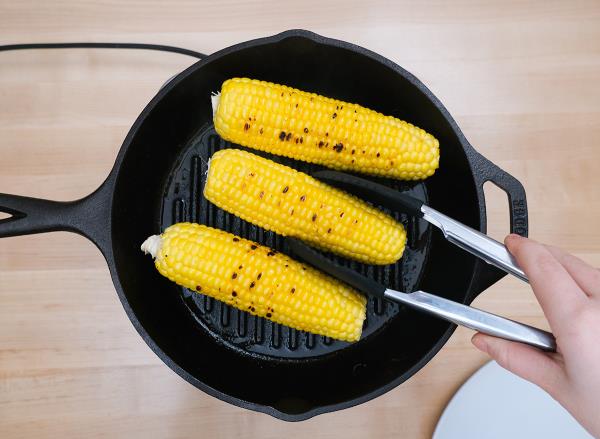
[1,1,599,437]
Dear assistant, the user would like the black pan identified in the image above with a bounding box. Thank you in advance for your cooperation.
[0,30,528,421]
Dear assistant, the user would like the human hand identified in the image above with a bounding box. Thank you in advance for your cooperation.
[471,234,600,438]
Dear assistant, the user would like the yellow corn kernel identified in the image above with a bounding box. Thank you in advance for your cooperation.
[205,149,406,265]
[141,223,366,342]
[212,77,440,180]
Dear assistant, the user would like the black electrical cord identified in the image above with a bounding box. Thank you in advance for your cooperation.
[0,42,205,59]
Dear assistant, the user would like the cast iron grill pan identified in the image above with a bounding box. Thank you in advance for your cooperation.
[0,31,528,420]
[160,124,433,360]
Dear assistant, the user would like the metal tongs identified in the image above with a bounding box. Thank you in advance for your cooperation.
[314,170,528,282]
[288,170,556,351]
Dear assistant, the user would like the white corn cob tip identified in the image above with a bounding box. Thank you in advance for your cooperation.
[211,92,220,120]
[205,157,211,177]
[141,235,162,259]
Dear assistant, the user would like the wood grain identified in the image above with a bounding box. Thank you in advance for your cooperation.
[1,1,599,437]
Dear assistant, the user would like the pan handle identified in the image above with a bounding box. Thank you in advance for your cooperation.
[0,176,114,257]
[468,151,529,296]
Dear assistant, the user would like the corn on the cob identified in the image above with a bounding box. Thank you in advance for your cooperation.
[212,77,439,180]
[204,149,406,265]
[141,223,366,342]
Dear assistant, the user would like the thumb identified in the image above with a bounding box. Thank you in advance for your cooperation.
[472,333,564,396]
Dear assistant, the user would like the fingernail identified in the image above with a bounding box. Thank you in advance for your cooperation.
[471,334,488,352]
[505,234,524,247]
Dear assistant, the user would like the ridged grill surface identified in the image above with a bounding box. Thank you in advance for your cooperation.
[161,125,431,359]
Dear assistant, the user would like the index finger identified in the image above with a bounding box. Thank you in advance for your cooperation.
[544,245,600,298]
[506,234,586,327]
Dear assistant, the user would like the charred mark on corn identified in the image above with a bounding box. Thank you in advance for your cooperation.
[212,78,439,180]
[143,224,368,342]
[203,149,407,265]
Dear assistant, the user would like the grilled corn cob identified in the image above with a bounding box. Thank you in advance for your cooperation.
[212,77,439,180]
[141,223,366,342]
[204,149,406,265]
